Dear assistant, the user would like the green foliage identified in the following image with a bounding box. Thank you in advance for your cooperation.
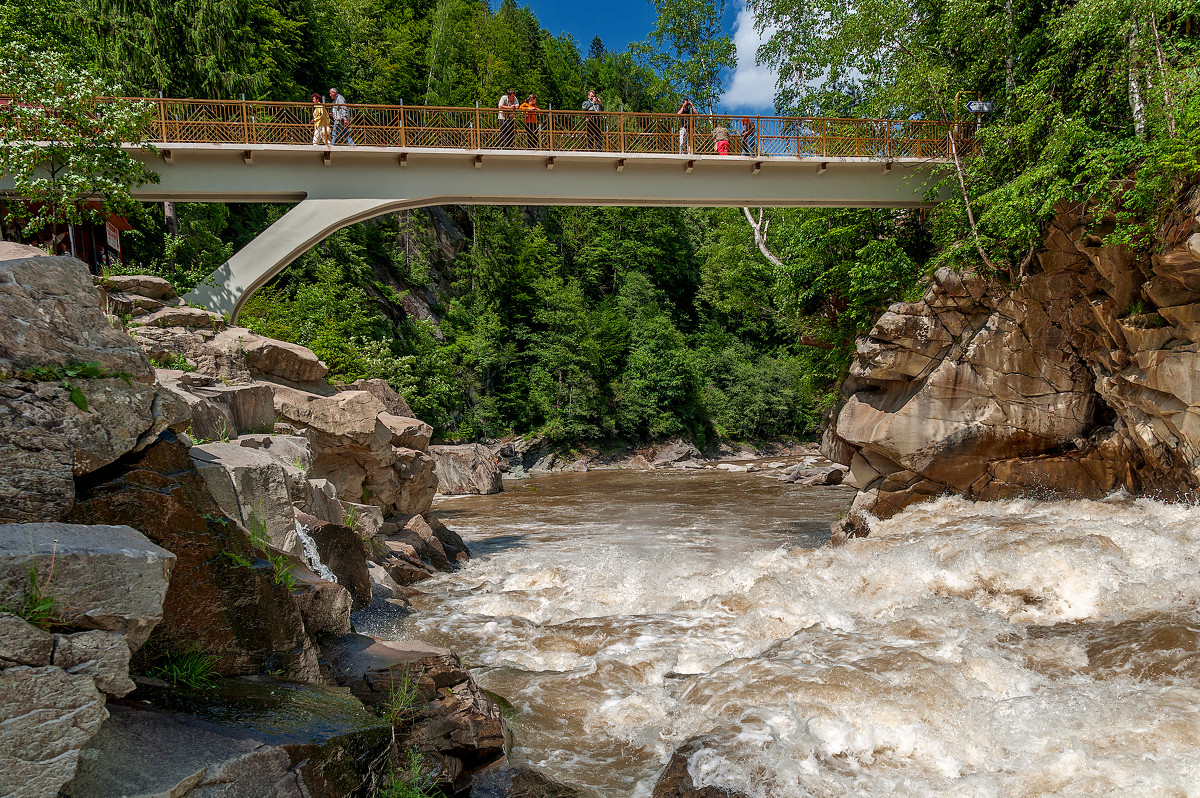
[148,646,217,690]
[633,0,737,112]
[0,44,159,237]
[379,748,438,798]
[244,511,271,551]
[152,352,196,372]
[1,563,60,630]
[269,552,298,591]
[221,550,253,568]
[379,671,421,727]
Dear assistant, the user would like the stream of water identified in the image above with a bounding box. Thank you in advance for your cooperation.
[365,465,1200,797]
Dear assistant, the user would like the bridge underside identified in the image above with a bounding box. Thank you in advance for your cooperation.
[124,144,950,319]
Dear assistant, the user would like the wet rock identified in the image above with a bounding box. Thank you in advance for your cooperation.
[63,678,392,798]
[470,763,582,797]
[0,522,175,651]
[430,443,504,495]
[388,514,453,571]
[68,437,321,681]
[652,738,747,798]
[794,465,847,486]
[323,634,506,792]
[52,630,136,697]
[0,665,108,798]
[426,514,470,562]
[284,553,354,637]
[297,512,373,609]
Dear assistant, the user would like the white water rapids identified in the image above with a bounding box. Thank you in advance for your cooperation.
[365,467,1200,797]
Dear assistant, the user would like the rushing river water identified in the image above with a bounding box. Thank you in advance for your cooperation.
[367,465,1200,797]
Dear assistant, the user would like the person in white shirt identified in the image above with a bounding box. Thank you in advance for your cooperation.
[329,87,355,146]
[497,89,518,147]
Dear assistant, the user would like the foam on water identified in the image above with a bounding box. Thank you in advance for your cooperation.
[391,484,1200,797]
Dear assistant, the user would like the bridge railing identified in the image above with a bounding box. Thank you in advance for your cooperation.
[2,96,974,159]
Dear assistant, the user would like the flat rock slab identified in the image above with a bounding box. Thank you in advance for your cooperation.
[97,275,177,301]
[0,523,176,651]
[64,678,392,798]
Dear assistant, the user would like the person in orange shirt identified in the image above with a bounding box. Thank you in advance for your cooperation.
[519,93,540,149]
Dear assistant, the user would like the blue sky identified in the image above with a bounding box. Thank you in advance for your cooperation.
[521,0,780,113]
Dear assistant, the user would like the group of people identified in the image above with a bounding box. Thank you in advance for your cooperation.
[310,86,760,155]
[311,88,355,146]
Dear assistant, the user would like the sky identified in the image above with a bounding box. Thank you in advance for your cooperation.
[521,0,780,113]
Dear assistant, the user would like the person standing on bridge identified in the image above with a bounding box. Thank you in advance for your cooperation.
[741,117,756,156]
[329,87,355,146]
[311,93,331,145]
[713,121,729,155]
[520,94,540,149]
[582,89,604,150]
[498,89,519,148]
[677,98,695,154]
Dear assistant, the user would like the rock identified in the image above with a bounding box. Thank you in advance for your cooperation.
[98,274,178,302]
[0,241,44,260]
[430,443,504,495]
[190,442,301,555]
[0,257,188,521]
[132,305,226,330]
[284,553,353,637]
[306,477,345,525]
[0,612,54,667]
[63,679,392,798]
[470,763,582,797]
[0,522,175,652]
[626,454,652,470]
[388,514,453,571]
[651,440,702,468]
[0,665,108,798]
[297,512,373,609]
[68,437,322,681]
[651,738,747,798]
[323,634,505,791]
[825,194,1200,535]
[394,446,439,514]
[52,630,136,697]
[426,514,470,562]
[209,327,329,383]
[381,413,434,451]
[715,463,749,472]
[343,377,414,417]
[797,465,847,486]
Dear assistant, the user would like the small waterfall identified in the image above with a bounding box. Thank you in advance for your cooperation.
[295,520,337,583]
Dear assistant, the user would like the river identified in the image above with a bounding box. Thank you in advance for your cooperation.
[363,464,1200,797]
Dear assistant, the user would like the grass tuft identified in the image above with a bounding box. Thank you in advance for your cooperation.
[379,747,438,798]
[148,646,217,690]
[380,670,421,727]
[1,561,59,630]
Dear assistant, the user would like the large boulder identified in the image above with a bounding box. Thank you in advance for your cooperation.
[323,634,506,792]
[210,327,329,383]
[393,446,439,514]
[63,679,392,798]
[157,371,275,440]
[0,256,188,522]
[190,442,301,555]
[430,443,504,495]
[0,522,176,652]
[344,377,415,418]
[826,193,1200,538]
[297,512,373,609]
[67,437,321,682]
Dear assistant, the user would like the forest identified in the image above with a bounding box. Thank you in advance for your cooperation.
[2,0,1197,447]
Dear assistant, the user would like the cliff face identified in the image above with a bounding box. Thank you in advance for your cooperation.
[825,189,1200,540]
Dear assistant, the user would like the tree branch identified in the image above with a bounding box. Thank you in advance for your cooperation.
[743,206,784,268]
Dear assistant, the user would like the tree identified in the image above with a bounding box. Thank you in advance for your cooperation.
[588,35,605,60]
[633,0,736,112]
[0,45,159,238]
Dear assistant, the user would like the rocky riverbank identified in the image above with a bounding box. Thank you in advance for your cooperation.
[824,188,1200,540]
[0,249,573,797]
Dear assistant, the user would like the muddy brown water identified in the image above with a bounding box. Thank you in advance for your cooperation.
[361,466,1200,797]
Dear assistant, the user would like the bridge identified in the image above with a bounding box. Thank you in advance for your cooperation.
[10,97,970,320]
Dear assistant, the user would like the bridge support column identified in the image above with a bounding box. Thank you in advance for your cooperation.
[185,197,397,321]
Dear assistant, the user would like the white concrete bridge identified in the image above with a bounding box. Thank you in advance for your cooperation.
[8,98,965,320]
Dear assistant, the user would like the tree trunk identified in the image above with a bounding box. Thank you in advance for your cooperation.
[163,201,179,270]
[1004,0,1016,98]
[742,207,784,268]
[1128,20,1147,140]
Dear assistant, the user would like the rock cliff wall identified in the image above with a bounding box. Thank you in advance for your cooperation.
[826,188,1200,540]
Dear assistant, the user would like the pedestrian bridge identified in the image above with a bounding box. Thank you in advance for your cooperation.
[13,97,971,320]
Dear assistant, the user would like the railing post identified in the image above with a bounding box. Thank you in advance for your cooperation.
[399,101,406,148]
[885,120,891,159]
[157,91,166,142]
[821,119,828,158]
[241,94,249,144]
[548,109,554,151]
[620,112,625,153]
[474,104,480,149]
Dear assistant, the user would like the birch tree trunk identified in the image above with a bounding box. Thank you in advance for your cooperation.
[1128,19,1147,140]
[743,207,784,268]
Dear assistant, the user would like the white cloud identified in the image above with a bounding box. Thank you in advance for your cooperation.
[721,1,780,113]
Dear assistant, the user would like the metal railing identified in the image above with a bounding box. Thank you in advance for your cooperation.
[5,96,976,159]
